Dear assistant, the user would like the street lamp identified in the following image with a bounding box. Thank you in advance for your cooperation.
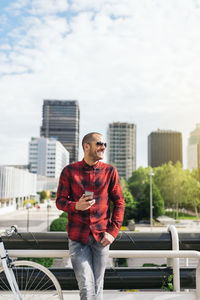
[149,169,154,228]
[47,199,51,231]
[26,202,32,232]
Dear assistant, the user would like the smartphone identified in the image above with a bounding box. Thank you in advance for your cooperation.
[84,191,94,201]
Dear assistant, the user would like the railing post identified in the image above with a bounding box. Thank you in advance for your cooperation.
[168,225,180,292]
[167,257,172,267]
[196,261,200,299]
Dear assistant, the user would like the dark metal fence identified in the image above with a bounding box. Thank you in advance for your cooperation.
[2,231,200,290]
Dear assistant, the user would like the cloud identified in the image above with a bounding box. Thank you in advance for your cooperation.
[29,0,69,15]
[1,0,200,167]
[6,0,69,15]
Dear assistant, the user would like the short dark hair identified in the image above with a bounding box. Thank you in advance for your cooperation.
[82,132,102,149]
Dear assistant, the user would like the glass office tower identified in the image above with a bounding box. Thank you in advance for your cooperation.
[40,100,80,164]
[148,129,182,167]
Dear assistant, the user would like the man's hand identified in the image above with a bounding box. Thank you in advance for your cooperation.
[75,194,95,211]
[100,232,114,247]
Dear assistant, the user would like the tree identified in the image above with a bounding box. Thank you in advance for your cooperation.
[154,162,196,218]
[181,174,200,216]
[128,163,200,219]
[191,168,200,182]
[128,166,151,199]
[128,167,164,221]
[154,162,179,209]
[51,191,57,198]
[120,178,136,226]
[136,181,164,221]
[40,190,48,202]
[154,162,187,217]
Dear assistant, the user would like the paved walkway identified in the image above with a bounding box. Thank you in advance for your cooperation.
[62,291,196,300]
[1,204,200,233]
[135,221,200,233]
[0,200,61,232]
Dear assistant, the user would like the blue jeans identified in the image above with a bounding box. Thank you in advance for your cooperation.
[69,233,109,300]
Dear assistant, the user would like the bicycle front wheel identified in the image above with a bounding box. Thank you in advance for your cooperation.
[0,260,63,299]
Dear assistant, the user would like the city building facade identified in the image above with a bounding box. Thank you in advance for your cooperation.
[40,100,80,163]
[107,122,136,180]
[148,129,182,167]
[28,137,69,178]
[0,166,36,215]
[187,124,200,170]
[36,175,59,193]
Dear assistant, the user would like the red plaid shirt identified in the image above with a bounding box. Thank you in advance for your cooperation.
[56,159,125,244]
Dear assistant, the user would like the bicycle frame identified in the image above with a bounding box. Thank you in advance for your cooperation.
[0,235,22,300]
[0,226,63,300]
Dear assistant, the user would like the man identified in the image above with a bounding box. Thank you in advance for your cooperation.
[56,132,125,300]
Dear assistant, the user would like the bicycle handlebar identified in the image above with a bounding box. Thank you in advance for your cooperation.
[0,226,18,237]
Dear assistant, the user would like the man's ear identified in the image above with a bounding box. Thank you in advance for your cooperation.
[83,143,90,152]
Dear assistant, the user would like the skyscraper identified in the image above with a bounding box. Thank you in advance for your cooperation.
[187,124,200,170]
[108,122,136,180]
[148,129,182,167]
[40,100,80,164]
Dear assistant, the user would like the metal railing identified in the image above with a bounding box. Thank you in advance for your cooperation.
[4,225,200,298]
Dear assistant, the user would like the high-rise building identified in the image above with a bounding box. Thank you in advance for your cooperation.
[40,100,80,163]
[107,122,136,180]
[187,124,200,170]
[148,129,182,167]
[28,137,69,178]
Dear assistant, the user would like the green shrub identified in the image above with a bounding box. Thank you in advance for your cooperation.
[143,263,167,267]
[59,212,68,219]
[50,217,67,231]
[162,274,173,291]
[18,257,54,268]
[114,258,128,267]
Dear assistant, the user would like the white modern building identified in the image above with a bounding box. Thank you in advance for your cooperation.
[108,122,136,180]
[36,175,59,192]
[0,166,36,215]
[187,124,200,170]
[29,137,69,178]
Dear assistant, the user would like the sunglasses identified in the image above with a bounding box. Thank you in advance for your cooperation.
[96,141,107,148]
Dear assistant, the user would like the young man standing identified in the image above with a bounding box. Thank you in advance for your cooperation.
[56,132,125,300]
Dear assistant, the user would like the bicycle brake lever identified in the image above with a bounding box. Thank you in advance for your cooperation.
[6,225,18,236]
[11,225,18,233]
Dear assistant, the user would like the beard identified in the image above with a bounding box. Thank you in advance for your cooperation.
[88,148,104,161]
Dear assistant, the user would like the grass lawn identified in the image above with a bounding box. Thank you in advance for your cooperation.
[165,211,200,220]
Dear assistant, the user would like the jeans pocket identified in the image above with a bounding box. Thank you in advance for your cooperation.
[69,239,82,257]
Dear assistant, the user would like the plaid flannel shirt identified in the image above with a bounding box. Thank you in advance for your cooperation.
[56,159,125,244]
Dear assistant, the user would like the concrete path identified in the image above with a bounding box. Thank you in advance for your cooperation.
[0,200,61,232]
[1,203,200,233]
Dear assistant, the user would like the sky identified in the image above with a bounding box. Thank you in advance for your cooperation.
[1,0,200,168]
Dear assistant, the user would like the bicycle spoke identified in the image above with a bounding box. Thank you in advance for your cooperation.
[0,261,63,299]
[0,276,11,293]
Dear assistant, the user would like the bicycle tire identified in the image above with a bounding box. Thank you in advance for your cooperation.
[0,260,63,299]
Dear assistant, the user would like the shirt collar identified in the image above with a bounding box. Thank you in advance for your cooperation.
[81,159,100,170]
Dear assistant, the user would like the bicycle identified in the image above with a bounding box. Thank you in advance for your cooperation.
[0,226,63,299]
